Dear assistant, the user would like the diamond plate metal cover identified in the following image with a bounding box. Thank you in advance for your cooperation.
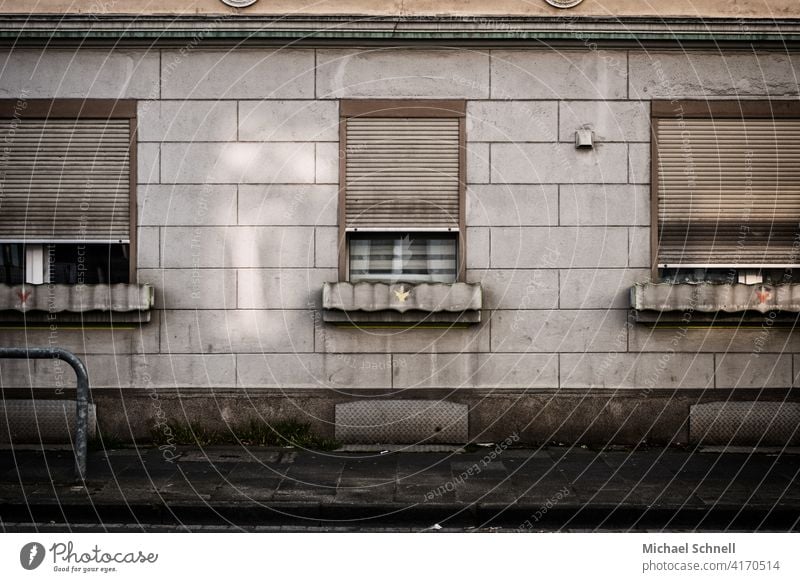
[0,400,97,444]
[335,400,468,444]
[690,402,800,446]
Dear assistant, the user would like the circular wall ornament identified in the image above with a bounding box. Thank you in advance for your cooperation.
[221,0,259,8]
[545,0,585,8]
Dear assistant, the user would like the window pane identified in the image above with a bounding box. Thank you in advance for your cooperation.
[49,244,130,284]
[349,233,457,284]
[0,243,129,285]
[0,244,24,284]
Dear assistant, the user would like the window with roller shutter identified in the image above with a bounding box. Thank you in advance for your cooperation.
[652,100,800,285]
[338,100,466,284]
[0,100,136,286]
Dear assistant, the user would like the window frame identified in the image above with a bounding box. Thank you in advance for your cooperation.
[0,98,138,283]
[338,99,467,283]
[650,99,800,282]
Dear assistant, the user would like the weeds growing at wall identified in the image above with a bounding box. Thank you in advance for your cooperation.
[150,419,339,451]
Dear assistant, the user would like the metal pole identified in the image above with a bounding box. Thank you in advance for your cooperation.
[0,347,90,481]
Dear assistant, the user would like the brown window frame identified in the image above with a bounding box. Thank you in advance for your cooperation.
[338,99,467,283]
[0,98,138,282]
[650,99,800,281]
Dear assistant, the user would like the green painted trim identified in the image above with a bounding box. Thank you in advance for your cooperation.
[0,29,798,43]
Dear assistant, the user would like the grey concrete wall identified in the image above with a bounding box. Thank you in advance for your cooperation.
[1,46,799,441]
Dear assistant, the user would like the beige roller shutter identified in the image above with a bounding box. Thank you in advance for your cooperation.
[0,118,131,243]
[344,117,460,230]
[656,118,800,267]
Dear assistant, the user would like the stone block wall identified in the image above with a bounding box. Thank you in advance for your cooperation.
[1,46,798,439]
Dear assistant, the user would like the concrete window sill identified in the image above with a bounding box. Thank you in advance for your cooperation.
[0,283,155,323]
[322,281,482,324]
[631,282,800,324]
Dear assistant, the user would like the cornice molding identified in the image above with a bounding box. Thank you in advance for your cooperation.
[1,15,799,45]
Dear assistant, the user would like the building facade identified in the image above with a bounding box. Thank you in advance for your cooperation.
[1,0,799,446]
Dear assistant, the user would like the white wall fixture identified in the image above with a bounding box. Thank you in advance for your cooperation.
[220,0,259,7]
[575,128,594,149]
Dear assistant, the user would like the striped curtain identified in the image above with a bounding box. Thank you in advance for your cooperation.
[349,234,457,283]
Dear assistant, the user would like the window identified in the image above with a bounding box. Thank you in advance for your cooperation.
[0,100,136,285]
[339,100,466,283]
[349,233,458,283]
[652,100,800,284]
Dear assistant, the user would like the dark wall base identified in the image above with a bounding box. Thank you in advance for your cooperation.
[50,387,799,447]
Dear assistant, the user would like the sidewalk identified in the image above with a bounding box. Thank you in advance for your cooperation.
[1,445,799,531]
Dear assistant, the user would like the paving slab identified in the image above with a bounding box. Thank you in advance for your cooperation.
[335,478,396,503]
[341,455,398,480]
[396,477,457,504]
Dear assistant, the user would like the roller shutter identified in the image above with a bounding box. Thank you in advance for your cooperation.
[0,118,131,243]
[656,118,800,267]
[344,117,460,231]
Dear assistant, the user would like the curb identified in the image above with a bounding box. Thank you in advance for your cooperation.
[2,501,798,531]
